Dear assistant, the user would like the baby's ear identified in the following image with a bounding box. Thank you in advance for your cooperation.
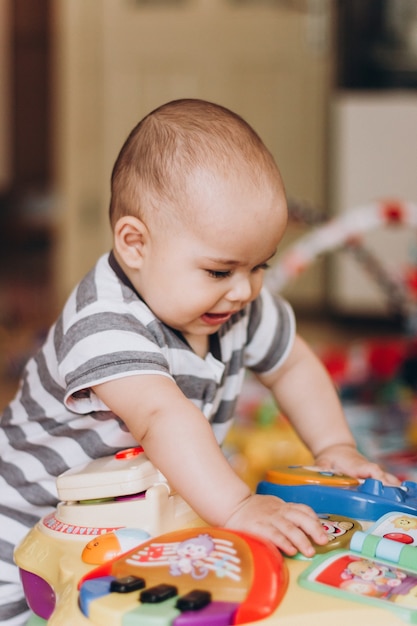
[113,216,148,269]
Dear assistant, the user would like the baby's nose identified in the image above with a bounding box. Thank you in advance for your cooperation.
[226,276,252,302]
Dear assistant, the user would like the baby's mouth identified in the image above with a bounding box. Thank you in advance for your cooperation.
[201,311,235,325]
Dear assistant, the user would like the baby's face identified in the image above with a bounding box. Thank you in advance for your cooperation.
[135,168,287,353]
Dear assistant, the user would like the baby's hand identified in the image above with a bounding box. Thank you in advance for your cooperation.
[224,493,328,558]
[315,444,400,486]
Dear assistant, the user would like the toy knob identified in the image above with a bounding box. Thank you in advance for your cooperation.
[358,478,383,496]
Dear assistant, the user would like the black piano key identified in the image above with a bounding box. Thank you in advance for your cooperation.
[176,589,212,611]
[140,583,178,603]
[110,576,146,593]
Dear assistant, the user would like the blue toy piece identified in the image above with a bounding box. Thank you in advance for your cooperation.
[256,477,417,521]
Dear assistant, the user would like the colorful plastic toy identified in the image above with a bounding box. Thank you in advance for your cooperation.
[14,447,291,625]
[14,447,200,623]
[14,449,415,625]
[12,452,362,625]
[257,471,417,521]
[77,526,289,625]
[299,510,417,624]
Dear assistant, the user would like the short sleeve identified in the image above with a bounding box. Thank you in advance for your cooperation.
[56,308,173,413]
[244,287,296,374]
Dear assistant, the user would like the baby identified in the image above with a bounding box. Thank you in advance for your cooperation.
[0,98,397,624]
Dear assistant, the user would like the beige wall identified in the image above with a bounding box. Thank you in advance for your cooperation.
[52,0,333,306]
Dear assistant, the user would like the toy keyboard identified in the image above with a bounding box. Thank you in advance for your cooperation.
[257,467,417,521]
[78,526,289,625]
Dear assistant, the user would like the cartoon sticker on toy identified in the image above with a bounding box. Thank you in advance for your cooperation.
[315,554,417,608]
[392,515,417,531]
[345,559,406,591]
[314,514,360,553]
[125,532,243,582]
[340,558,417,606]
[321,518,355,542]
[169,534,215,579]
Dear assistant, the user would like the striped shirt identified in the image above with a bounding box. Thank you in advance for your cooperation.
[0,251,295,593]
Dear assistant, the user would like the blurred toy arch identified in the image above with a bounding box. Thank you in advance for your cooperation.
[268,198,417,332]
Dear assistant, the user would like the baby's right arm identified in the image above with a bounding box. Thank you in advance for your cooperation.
[225,495,328,557]
[224,493,328,557]
[92,374,328,557]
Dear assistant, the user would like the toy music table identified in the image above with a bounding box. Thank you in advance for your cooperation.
[17,456,417,626]
[24,555,409,626]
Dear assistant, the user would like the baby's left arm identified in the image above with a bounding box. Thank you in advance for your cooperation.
[258,334,399,485]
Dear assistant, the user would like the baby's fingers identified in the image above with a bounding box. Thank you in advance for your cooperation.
[354,461,400,485]
[248,502,328,557]
[273,504,328,557]
[225,494,328,558]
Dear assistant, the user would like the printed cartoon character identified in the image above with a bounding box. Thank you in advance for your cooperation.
[321,518,354,543]
[393,515,417,531]
[346,559,406,589]
[169,533,215,579]
[340,579,379,596]
[341,558,417,602]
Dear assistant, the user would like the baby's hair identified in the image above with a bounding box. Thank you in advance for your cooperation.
[109,98,281,228]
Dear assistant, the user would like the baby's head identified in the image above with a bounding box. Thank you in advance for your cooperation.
[110,100,288,348]
[109,98,286,231]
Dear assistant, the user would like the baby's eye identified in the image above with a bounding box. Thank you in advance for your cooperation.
[206,269,233,279]
[252,263,270,272]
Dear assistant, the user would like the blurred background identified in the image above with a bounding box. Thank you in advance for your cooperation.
[1,0,417,439]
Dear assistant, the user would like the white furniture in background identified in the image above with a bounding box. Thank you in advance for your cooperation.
[329,92,417,316]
